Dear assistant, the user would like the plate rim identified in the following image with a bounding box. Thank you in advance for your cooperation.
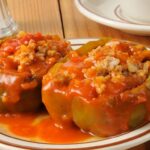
[74,0,150,32]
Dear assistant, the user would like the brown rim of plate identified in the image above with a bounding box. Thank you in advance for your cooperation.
[78,0,150,26]
[114,5,150,26]
[0,129,149,150]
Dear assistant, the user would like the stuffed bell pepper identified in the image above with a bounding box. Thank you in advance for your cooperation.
[42,39,150,136]
[0,31,71,112]
[42,38,110,125]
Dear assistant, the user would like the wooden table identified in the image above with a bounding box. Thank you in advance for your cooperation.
[7,0,150,150]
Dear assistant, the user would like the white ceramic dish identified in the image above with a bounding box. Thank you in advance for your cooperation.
[120,0,150,24]
[0,39,149,150]
[75,0,150,35]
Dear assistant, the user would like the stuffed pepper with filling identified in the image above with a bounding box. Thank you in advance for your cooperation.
[42,39,150,136]
[0,31,71,112]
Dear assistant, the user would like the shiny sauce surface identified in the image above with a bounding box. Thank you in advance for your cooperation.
[0,112,92,143]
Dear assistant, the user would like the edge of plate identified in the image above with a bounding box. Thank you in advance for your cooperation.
[74,0,150,32]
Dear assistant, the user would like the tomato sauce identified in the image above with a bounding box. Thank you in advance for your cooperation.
[0,112,92,144]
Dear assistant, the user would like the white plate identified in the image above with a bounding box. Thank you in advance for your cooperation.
[0,39,149,150]
[75,0,150,35]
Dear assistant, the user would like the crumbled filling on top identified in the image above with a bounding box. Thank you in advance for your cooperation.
[46,39,150,96]
[0,31,71,74]
[82,40,150,94]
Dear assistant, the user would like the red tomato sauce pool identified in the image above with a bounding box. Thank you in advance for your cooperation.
[0,112,92,143]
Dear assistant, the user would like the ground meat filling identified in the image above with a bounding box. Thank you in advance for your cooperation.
[82,40,150,96]
[51,40,150,99]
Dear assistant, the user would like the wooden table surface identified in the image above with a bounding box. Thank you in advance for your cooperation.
[6,0,150,150]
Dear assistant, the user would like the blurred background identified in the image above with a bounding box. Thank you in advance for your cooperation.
[6,0,150,46]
